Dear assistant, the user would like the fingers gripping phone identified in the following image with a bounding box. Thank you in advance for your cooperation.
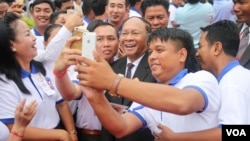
[82,32,96,60]
[16,0,24,5]
[71,27,87,50]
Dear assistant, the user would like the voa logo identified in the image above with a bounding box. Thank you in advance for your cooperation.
[226,129,246,136]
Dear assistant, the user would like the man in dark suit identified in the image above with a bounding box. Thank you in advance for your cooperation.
[101,17,156,141]
[233,0,250,69]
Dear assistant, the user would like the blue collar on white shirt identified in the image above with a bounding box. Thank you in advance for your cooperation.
[33,27,42,36]
[21,65,39,78]
[130,7,141,15]
[217,60,239,82]
[83,16,91,24]
[170,2,178,8]
[168,69,188,85]
[104,18,123,35]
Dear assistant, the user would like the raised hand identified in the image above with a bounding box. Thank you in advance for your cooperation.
[7,2,24,17]
[11,99,37,136]
[75,52,117,91]
[54,36,82,73]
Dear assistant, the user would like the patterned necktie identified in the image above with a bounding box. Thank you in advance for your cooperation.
[126,63,134,79]
[237,27,249,60]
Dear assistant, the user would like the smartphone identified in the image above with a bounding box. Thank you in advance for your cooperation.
[71,27,88,50]
[82,32,96,60]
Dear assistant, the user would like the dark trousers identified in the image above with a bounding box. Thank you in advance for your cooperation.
[101,127,154,141]
[78,133,101,141]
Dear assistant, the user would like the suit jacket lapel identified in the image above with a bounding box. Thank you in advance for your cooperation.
[133,52,150,80]
[238,23,250,66]
[240,44,250,65]
[122,53,150,106]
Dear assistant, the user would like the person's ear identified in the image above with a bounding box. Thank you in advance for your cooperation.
[11,47,17,52]
[213,42,222,56]
[179,47,187,63]
[10,41,17,52]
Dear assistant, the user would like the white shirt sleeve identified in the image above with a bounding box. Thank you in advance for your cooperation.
[34,26,72,62]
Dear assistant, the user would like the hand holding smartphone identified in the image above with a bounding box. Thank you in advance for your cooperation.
[16,0,24,5]
[71,27,88,50]
[82,32,96,60]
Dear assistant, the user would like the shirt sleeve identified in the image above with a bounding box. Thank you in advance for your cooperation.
[34,26,72,62]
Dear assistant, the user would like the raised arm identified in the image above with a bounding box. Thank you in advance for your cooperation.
[34,13,84,62]
[54,37,83,101]
[75,56,205,115]
[81,86,143,138]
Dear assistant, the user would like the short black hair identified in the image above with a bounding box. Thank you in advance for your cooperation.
[30,0,56,12]
[147,27,200,72]
[82,0,97,16]
[141,0,169,17]
[44,24,62,42]
[187,0,200,4]
[129,0,142,7]
[87,20,119,38]
[49,10,67,24]
[106,0,130,7]
[200,20,240,57]
[92,0,106,16]
[54,0,72,9]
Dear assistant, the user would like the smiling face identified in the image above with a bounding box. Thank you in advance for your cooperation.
[94,25,119,63]
[31,2,53,29]
[144,5,169,30]
[106,0,129,25]
[148,39,187,84]
[11,20,37,63]
[233,0,250,25]
[120,17,149,62]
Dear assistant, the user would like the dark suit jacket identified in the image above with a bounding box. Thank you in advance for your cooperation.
[238,23,250,70]
[101,52,156,141]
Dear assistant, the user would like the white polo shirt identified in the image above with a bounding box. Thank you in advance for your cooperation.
[67,65,102,130]
[0,65,62,129]
[31,27,45,50]
[129,69,220,133]
[217,60,250,125]
[0,121,9,141]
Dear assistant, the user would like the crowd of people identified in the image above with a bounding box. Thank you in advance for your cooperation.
[0,0,249,141]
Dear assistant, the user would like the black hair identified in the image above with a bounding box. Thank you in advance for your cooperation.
[54,0,72,9]
[49,10,67,24]
[129,0,142,7]
[92,0,106,16]
[147,27,200,72]
[0,12,46,94]
[87,20,119,38]
[30,0,56,12]
[187,0,200,4]
[82,0,97,16]
[106,0,130,7]
[200,20,240,57]
[44,24,62,42]
[141,0,169,17]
